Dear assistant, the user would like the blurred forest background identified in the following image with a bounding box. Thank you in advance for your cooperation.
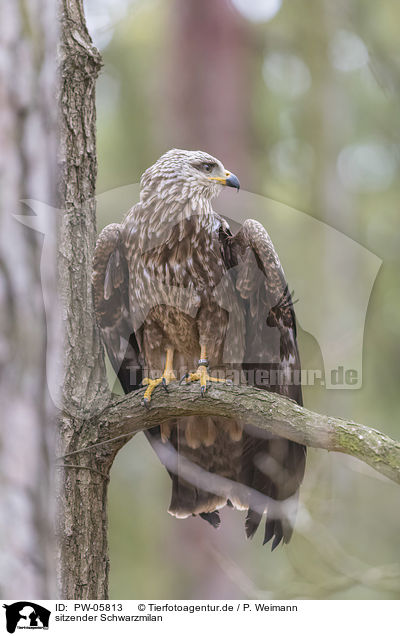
[84,0,400,599]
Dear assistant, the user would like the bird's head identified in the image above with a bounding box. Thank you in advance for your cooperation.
[140,149,240,207]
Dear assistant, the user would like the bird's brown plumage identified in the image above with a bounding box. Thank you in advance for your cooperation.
[92,149,306,549]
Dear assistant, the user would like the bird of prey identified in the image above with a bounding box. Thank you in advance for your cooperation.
[93,149,306,549]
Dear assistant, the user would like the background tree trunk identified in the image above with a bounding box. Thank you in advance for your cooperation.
[0,0,58,598]
[165,0,254,187]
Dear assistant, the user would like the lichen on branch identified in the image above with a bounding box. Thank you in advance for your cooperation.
[88,382,400,486]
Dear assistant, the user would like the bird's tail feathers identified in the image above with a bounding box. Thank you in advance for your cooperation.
[242,431,306,550]
[168,475,227,519]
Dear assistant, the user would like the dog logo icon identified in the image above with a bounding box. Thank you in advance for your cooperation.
[2,602,50,633]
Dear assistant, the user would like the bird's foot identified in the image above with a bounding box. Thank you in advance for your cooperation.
[141,369,177,407]
[180,360,232,397]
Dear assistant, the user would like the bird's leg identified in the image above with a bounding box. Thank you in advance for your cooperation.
[142,347,176,406]
[181,345,231,396]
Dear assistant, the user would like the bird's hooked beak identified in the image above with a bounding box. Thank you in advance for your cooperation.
[208,170,240,191]
[225,171,240,191]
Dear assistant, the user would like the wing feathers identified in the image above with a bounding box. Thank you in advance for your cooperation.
[93,223,143,392]
[223,218,307,549]
[104,247,124,300]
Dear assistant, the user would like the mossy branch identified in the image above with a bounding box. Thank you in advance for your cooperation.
[87,382,400,486]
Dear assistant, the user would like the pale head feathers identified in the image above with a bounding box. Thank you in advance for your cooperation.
[140,149,228,208]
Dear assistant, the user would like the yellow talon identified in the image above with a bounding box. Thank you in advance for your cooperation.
[185,366,226,390]
[183,347,230,397]
[142,376,163,401]
[141,348,176,406]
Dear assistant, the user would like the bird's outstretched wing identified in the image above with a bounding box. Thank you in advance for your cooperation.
[92,223,143,393]
[221,218,306,549]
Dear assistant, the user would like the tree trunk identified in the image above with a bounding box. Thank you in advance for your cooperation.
[0,0,58,598]
[165,0,254,186]
[56,0,112,599]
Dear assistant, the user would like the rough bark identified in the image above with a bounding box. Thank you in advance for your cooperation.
[60,383,399,487]
[0,0,58,598]
[56,0,111,599]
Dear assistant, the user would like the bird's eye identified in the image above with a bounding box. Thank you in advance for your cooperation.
[202,163,214,173]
